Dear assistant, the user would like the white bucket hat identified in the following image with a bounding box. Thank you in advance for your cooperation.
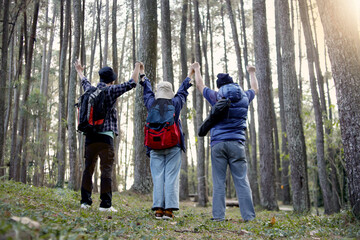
[155,81,175,99]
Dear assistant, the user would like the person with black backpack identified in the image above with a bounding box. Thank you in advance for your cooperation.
[191,62,258,222]
[139,62,193,220]
[74,60,139,212]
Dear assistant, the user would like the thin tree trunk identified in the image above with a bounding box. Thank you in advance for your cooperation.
[89,2,97,81]
[275,0,291,205]
[161,0,174,85]
[225,0,243,87]
[103,0,109,66]
[112,0,119,192]
[9,18,24,181]
[278,0,310,212]
[131,0,136,66]
[56,0,70,188]
[220,2,228,73]
[67,0,81,191]
[179,0,189,201]
[193,0,207,207]
[16,0,40,183]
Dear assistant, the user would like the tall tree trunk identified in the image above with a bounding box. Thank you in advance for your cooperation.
[316,0,360,219]
[131,0,157,194]
[0,0,10,177]
[193,0,207,207]
[41,2,57,186]
[225,0,243,87]
[220,3,228,73]
[131,0,136,66]
[34,1,50,186]
[16,0,40,183]
[278,0,310,212]
[298,0,334,214]
[252,0,278,211]
[239,0,260,205]
[179,0,189,201]
[103,0,109,66]
[274,0,291,205]
[89,2,97,81]
[9,20,24,181]
[161,0,174,85]
[68,0,81,191]
[57,0,70,188]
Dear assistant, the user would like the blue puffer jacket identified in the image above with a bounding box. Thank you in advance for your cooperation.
[210,83,250,144]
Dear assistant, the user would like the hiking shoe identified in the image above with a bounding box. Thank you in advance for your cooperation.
[99,206,118,213]
[163,210,174,220]
[80,203,91,209]
[155,209,164,220]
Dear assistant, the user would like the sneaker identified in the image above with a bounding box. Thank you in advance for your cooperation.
[210,218,224,222]
[80,203,91,209]
[99,206,118,212]
[162,210,174,220]
[155,209,164,220]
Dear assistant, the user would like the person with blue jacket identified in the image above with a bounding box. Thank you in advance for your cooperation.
[191,62,258,222]
[139,62,193,219]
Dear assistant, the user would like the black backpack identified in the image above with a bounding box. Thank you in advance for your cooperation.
[75,86,108,134]
[198,98,231,137]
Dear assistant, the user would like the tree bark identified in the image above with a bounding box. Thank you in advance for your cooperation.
[103,0,109,66]
[131,0,157,194]
[220,3,228,73]
[316,0,360,218]
[179,0,189,201]
[278,0,310,212]
[16,0,40,183]
[0,0,10,177]
[252,0,278,211]
[68,0,81,191]
[225,0,243,87]
[193,0,207,207]
[298,0,335,214]
[274,0,291,205]
[56,0,70,188]
[161,0,174,85]
[239,0,260,205]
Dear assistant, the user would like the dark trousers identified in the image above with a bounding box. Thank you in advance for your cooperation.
[81,141,115,208]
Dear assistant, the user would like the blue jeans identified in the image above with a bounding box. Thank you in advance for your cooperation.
[150,146,182,211]
[211,141,255,221]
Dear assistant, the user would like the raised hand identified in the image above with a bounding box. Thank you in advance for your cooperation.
[246,65,256,73]
[74,59,85,79]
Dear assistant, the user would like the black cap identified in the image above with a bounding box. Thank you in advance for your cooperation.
[216,73,234,88]
[99,66,117,84]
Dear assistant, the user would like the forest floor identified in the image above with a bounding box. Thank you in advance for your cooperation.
[0,181,359,239]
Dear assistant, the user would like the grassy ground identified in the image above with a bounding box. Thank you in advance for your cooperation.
[0,181,359,239]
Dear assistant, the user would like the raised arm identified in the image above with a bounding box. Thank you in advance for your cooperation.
[130,62,142,83]
[74,59,85,80]
[247,65,258,95]
[192,62,206,95]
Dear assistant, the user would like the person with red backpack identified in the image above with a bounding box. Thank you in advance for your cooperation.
[74,60,139,212]
[139,62,193,219]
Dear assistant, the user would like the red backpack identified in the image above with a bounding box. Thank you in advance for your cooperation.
[144,100,180,149]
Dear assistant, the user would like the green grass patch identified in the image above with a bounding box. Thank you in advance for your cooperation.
[0,181,359,239]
